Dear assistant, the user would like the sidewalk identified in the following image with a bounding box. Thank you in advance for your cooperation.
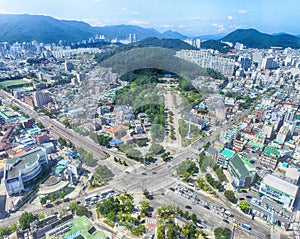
[38,181,69,195]
[223,170,235,191]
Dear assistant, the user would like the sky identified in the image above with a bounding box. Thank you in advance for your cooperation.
[0,0,300,36]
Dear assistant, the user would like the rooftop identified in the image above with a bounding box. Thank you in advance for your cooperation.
[240,156,255,169]
[230,154,256,176]
[276,165,300,182]
[248,141,264,149]
[47,216,107,239]
[55,166,65,174]
[6,148,44,179]
[221,148,235,159]
[263,174,299,198]
[57,159,69,167]
[264,146,280,158]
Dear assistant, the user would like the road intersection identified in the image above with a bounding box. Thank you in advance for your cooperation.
[0,89,273,238]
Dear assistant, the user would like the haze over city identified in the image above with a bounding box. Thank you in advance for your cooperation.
[2,0,300,239]
[0,0,300,35]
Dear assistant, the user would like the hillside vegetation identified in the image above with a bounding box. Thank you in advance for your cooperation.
[99,47,207,81]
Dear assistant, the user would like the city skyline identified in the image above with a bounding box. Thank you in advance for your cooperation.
[0,0,300,36]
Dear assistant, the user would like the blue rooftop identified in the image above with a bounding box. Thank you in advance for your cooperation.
[64,231,80,239]
[57,159,70,166]
[26,126,41,135]
[109,139,123,146]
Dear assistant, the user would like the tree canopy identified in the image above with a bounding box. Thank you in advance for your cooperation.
[93,165,114,183]
[76,206,89,217]
[149,143,164,155]
[224,190,236,203]
[177,160,198,175]
[214,227,232,239]
[19,212,35,230]
[238,200,250,213]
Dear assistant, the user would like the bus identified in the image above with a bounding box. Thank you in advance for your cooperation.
[84,193,99,205]
[100,189,115,199]
[242,223,251,230]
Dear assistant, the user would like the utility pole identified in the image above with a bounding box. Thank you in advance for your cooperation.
[230,225,236,239]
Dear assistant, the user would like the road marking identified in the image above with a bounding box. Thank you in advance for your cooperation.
[146,216,157,228]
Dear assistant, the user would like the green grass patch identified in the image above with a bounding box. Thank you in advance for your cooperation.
[103,219,115,228]
[0,79,28,88]
[196,178,213,193]
[178,119,202,147]
[181,91,202,105]
[56,216,107,239]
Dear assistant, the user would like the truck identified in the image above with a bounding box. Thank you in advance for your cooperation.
[242,223,251,230]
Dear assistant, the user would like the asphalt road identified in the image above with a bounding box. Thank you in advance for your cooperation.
[151,189,269,238]
[0,89,272,237]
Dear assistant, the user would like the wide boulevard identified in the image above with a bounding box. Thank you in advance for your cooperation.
[0,89,271,238]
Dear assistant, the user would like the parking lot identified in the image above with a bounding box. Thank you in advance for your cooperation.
[237,189,293,229]
[170,182,238,226]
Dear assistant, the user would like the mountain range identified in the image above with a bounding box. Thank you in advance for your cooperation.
[1,14,300,50]
[0,14,186,43]
[220,29,300,49]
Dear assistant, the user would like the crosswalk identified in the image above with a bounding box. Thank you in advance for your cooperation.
[145,163,157,169]
[146,216,157,228]
[113,233,124,239]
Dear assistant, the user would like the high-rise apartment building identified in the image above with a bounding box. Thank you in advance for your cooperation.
[33,91,53,109]
[240,57,252,70]
[261,57,279,70]
[176,50,235,76]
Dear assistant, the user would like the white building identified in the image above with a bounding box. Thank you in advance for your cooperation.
[276,125,289,143]
[176,50,235,76]
[263,123,274,139]
[259,174,299,211]
[4,148,49,195]
[184,38,201,49]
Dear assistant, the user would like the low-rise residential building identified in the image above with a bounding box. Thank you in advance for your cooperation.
[259,146,281,170]
[217,148,236,167]
[205,146,218,161]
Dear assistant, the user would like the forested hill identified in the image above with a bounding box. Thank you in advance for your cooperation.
[99,47,207,81]
[94,37,196,64]
[221,29,300,49]
[201,29,300,52]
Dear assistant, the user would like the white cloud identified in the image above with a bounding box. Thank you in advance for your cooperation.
[154,24,175,29]
[132,11,139,15]
[186,29,197,33]
[126,20,149,26]
[122,8,127,11]
[227,15,233,21]
[229,24,240,29]
[85,18,127,26]
[83,18,104,26]
[238,9,247,14]
[212,23,226,33]
[0,9,18,14]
